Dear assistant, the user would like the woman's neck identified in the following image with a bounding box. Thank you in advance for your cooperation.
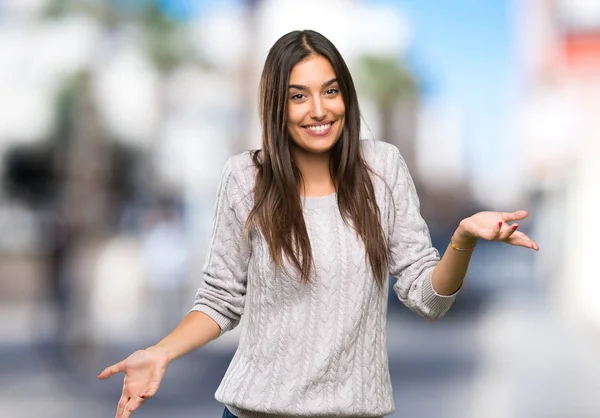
[292,148,336,197]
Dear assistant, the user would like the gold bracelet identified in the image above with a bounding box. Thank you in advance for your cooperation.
[450,241,476,252]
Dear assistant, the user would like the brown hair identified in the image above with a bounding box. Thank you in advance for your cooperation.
[247,30,388,286]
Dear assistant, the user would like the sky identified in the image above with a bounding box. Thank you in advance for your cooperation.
[159,0,516,142]
[391,0,515,106]
[138,0,522,203]
[379,0,521,202]
[156,0,521,203]
[122,0,517,121]
[391,2,515,146]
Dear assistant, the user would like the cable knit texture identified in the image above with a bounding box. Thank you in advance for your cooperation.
[191,139,457,418]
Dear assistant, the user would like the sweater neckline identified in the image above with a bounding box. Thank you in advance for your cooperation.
[301,192,337,210]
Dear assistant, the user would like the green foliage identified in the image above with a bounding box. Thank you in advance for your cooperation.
[138,3,191,73]
[42,0,73,18]
[356,55,418,107]
[42,1,209,73]
[42,0,108,20]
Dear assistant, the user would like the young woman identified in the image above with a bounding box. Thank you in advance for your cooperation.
[98,30,538,418]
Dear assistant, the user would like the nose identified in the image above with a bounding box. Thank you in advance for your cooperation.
[310,97,326,120]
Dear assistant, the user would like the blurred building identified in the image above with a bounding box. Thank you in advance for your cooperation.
[516,0,600,326]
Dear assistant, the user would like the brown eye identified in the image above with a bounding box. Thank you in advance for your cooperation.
[326,88,339,95]
[291,93,305,100]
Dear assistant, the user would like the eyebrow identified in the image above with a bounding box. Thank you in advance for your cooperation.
[288,78,338,91]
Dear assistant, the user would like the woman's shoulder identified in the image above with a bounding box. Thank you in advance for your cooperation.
[360,138,397,153]
[360,139,404,180]
[224,150,258,178]
[220,150,258,206]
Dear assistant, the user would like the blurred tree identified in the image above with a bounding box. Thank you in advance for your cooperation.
[43,0,116,22]
[356,55,419,170]
[3,145,56,206]
[358,55,418,108]
[232,0,263,153]
[138,3,205,73]
[44,0,209,197]
[21,0,211,363]
[356,55,473,240]
[1,68,141,362]
[135,3,212,200]
[44,0,204,70]
[3,72,139,228]
[42,0,72,18]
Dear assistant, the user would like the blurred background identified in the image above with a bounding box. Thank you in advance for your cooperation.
[0,0,599,417]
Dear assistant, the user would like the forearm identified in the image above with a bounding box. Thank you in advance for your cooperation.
[150,311,221,362]
[431,227,477,296]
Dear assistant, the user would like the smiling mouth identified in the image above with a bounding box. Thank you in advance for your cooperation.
[302,121,334,136]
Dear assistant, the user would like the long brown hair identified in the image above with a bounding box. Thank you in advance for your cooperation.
[246,30,388,286]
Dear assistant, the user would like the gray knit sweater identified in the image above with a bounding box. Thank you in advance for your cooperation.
[191,139,457,418]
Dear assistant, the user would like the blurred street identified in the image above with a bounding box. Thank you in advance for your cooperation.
[3,244,600,418]
[3,293,600,418]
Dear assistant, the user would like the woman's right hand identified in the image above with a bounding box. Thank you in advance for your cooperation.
[97,346,170,418]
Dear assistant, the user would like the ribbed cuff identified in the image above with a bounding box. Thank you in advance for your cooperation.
[189,304,234,335]
[421,271,459,318]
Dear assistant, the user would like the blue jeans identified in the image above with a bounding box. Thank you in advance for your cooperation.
[222,407,238,418]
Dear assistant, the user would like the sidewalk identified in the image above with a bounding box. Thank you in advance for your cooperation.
[467,292,600,418]
[2,291,599,417]
[0,343,233,418]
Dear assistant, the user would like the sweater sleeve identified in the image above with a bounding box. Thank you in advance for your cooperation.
[190,157,251,334]
[387,147,457,320]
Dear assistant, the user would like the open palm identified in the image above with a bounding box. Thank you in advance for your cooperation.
[97,348,169,418]
[459,210,539,250]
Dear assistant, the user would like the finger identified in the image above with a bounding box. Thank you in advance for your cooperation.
[121,400,132,418]
[141,366,165,399]
[122,397,145,418]
[116,396,129,418]
[507,231,539,251]
[517,232,540,251]
[478,221,502,241]
[142,383,160,399]
[501,210,529,222]
[98,360,126,380]
[499,223,519,241]
[493,221,503,239]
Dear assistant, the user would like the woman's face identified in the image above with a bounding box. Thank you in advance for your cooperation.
[286,55,345,156]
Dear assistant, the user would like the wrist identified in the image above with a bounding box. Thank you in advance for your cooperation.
[147,344,174,363]
[452,222,478,249]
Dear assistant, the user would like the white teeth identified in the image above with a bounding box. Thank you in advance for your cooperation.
[306,123,331,132]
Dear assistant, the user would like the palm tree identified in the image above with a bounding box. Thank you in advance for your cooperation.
[356,54,473,239]
[355,55,419,170]
[35,0,192,357]
[45,0,205,194]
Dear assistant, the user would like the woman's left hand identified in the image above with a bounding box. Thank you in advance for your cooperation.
[455,210,539,251]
